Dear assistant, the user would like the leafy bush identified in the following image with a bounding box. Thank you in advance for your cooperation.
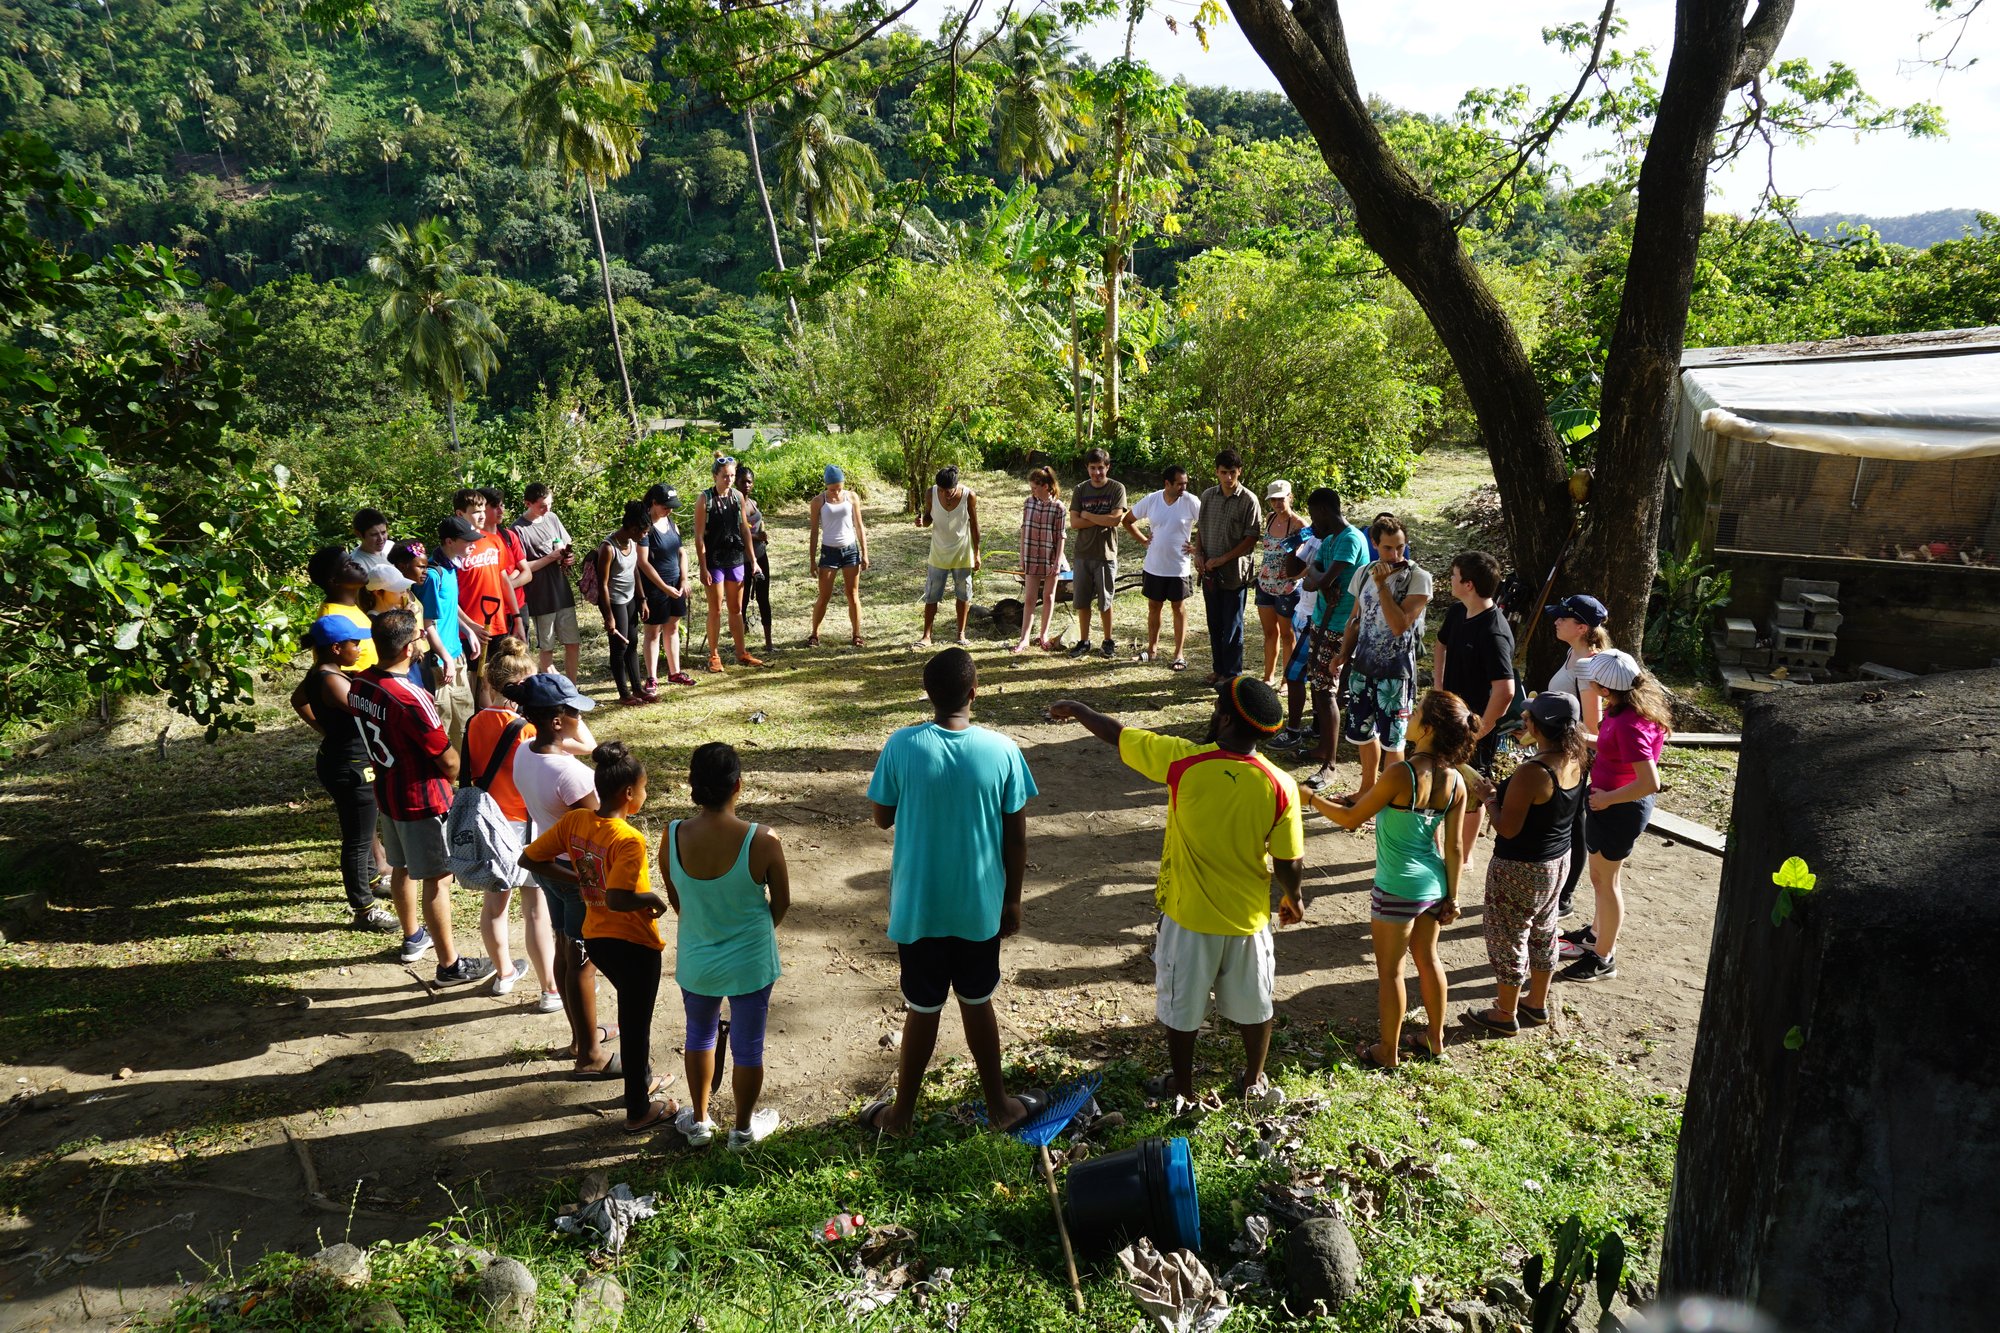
[1645,542,1731,674]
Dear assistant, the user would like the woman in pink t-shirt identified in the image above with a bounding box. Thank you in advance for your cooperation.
[1557,649,1670,984]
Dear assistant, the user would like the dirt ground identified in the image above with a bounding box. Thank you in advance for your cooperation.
[0,455,1724,1329]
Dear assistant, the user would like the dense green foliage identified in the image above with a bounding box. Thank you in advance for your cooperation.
[3,0,1993,735]
[0,133,295,735]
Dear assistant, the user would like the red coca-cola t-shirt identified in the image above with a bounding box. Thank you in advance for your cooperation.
[347,670,454,820]
[456,533,513,635]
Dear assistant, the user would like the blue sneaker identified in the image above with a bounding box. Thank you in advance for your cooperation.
[399,928,433,964]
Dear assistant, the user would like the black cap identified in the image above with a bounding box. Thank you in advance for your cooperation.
[644,483,679,511]
[437,515,481,543]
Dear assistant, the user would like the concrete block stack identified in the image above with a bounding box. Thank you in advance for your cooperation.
[1716,577,1842,693]
[1769,578,1841,676]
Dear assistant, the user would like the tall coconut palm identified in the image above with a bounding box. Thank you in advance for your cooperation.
[507,0,651,439]
[363,218,507,452]
[742,103,799,330]
[771,80,880,260]
[159,93,187,152]
[986,16,1083,181]
[115,103,141,154]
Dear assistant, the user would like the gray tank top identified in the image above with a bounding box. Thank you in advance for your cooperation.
[606,538,637,604]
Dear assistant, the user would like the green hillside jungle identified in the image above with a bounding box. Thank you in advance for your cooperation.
[5,0,1998,737]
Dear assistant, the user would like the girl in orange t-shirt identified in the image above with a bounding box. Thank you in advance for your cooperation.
[521,741,678,1132]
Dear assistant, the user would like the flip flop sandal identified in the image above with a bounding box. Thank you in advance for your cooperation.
[1462,1008,1521,1036]
[646,1070,673,1097]
[852,636,865,648]
[1171,658,1188,672]
[990,1089,1050,1134]
[1399,1030,1447,1059]
[857,1093,898,1134]
[1355,1042,1396,1072]
[805,633,820,646]
[573,1051,623,1080]
[622,1099,678,1135]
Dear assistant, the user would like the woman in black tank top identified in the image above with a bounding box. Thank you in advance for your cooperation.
[1462,694,1588,1035]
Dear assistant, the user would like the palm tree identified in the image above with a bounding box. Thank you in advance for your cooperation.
[771,80,880,260]
[987,16,1083,180]
[742,102,799,329]
[444,49,466,96]
[159,93,187,152]
[507,0,651,439]
[363,218,507,451]
[203,106,236,175]
[376,133,402,194]
[115,103,141,154]
[182,22,207,51]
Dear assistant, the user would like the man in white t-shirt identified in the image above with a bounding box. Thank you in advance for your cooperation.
[1121,464,1203,669]
[349,507,395,584]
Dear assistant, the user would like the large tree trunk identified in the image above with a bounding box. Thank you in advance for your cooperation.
[745,106,802,330]
[1223,0,1791,672]
[585,178,642,441]
[1571,1,1788,651]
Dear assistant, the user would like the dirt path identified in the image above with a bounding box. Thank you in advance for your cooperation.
[0,457,1721,1328]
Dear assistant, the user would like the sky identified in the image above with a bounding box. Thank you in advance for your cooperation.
[919,0,1999,218]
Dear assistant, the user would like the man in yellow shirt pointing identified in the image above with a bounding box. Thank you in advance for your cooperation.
[1050,675,1305,1103]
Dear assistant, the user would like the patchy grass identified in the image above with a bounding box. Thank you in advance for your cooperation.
[151,1034,1677,1332]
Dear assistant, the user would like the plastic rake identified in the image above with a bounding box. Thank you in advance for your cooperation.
[982,1075,1100,1311]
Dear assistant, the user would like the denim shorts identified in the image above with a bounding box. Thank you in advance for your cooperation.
[533,867,588,942]
[1254,589,1300,617]
[1585,795,1656,863]
[820,543,862,570]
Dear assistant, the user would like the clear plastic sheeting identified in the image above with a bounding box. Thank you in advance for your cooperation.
[1684,351,2000,461]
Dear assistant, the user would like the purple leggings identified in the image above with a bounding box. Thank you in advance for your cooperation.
[681,984,773,1067]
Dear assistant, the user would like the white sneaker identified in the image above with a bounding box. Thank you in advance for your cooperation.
[491,968,520,997]
[727,1108,780,1150]
[1558,939,1587,961]
[674,1105,717,1147]
[533,990,564,1014]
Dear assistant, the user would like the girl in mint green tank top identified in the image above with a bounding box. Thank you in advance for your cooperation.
[664,743,792,1147]
[1306,690,1474,1070]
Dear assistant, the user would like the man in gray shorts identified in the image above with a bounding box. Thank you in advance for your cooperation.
[512,482,581,678]
[1067,447,1128,661]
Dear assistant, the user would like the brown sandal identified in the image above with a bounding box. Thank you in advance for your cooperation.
[622,1098,679,1134]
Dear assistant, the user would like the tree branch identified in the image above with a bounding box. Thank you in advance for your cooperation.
[1449,0,1618,229]
[1732,0,1796,88]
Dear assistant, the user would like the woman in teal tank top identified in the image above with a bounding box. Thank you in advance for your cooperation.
[663,743,792,1150]
[1309,690,1474,1070]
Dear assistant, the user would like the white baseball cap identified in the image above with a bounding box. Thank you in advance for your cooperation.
[1586,649,1643,691]
[368,566,415,595]
[1264,479,1293,500]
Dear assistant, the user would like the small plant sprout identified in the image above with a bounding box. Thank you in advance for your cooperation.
[1770,856,1818,926]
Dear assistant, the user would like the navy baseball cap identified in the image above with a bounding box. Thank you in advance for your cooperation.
[1545,594,1608,627]
[508,672,597,712]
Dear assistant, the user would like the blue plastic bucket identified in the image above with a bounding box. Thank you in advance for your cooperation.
[1063,1135,1201,1252]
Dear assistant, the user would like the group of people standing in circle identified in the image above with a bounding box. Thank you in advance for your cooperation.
[286,447,1678,1132]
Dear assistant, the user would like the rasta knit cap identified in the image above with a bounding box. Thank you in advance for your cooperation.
[1218,675,1285,734]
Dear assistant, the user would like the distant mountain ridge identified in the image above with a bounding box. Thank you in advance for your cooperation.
[1795,209,1988,249]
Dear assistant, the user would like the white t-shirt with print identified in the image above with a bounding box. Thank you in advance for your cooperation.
[1346,560,1434,678]
[1128,490,1202,579]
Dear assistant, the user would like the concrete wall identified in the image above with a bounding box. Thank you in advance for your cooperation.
[1662,668,2000,1330]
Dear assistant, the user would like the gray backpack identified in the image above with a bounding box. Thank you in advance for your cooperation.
[445,718,529,892]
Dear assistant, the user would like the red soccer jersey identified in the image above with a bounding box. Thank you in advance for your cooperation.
[347,670,454,820]
[456,533,514,635]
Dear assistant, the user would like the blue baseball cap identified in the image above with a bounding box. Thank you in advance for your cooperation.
[823,464,844,484]
[310,615,368,649]
[1545,594,1608,627]
[507,671,597,712]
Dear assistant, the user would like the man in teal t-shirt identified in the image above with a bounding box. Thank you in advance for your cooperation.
[1288,488,1368,792]
[863,648,1042,1138]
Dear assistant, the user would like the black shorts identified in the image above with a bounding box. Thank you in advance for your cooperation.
[644,589,689,623]
[1585,795,1655,863]
[897,934,1002,1013]
[1140,571,1192,603]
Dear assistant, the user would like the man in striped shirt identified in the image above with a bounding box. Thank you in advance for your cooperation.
[347,610,493,986]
